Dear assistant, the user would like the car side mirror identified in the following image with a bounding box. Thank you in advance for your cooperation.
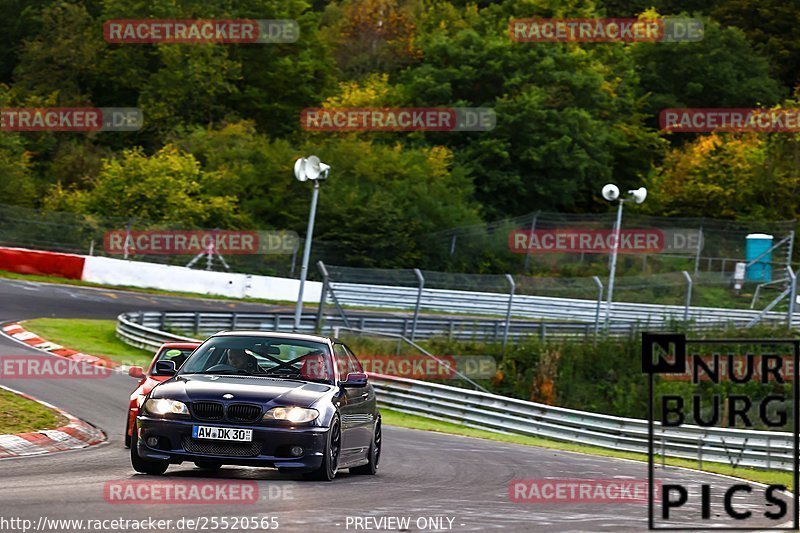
[154,360,176,376]
[340,372,368,388]
[128,366,145,379]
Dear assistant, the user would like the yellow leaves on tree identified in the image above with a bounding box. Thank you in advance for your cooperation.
[333,0,421,74]
[649,132,800,220]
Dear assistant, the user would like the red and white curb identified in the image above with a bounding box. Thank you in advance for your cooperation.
[1,322,129,373]
[0,385,106,458]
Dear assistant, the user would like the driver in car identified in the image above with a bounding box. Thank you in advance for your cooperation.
[227,348,259,373]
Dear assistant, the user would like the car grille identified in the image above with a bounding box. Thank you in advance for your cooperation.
[227,403,262,423]
[191,401,224,421]
[182,437,263,457]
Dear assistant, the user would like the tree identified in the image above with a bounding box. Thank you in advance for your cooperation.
[175,122,481,266]
[712,0,800,89]
[44,145,247,228]
[646,131,800,220]
[631,18,786,120]
[395,1,662,217]
[324,0,421,76]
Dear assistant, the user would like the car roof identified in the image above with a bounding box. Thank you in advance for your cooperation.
[210,331,334,344]
[160,342,201,349]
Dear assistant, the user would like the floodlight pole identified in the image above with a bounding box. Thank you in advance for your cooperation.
[604,199,625,330]
[294,180,321,330]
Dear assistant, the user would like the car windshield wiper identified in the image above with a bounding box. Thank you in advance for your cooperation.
[260,372,332,384]
[202,370,253,375]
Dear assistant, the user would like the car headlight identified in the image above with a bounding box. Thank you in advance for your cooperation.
[144,398,189,416]
[263,407,319,423]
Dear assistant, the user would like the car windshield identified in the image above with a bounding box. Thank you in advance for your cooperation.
[179,336,334,384]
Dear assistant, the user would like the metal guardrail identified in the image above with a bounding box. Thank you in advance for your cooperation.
[326,281,797,328]
[370,374,794,472]
[118,310,661,343]
[116,312,795,471]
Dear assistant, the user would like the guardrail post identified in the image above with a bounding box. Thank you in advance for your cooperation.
[766,438,771,470]
[159,312,165,330]
[411,268,424,341]
[592,276,603,338]
[693,223,704,274]
[682,271,693,323]
[787,266,797,330]
[503,274,516,349]
[316,261,329,333]
[697,439,703,470]
[231,313,238,330]
[193,312,200,336]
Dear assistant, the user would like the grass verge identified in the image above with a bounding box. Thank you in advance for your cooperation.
[381,408,793,490]
[23,318,153,366]
[0,388,68,433]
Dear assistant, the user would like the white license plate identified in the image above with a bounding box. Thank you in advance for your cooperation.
[192,425,253,442]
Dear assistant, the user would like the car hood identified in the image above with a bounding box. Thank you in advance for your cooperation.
[151,374,334,408]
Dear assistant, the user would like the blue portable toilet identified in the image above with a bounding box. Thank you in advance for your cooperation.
[745,233,773,282]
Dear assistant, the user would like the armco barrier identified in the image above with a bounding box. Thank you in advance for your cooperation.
[327,281,795,328]
[118,310,678,344]
[116,312,795,472]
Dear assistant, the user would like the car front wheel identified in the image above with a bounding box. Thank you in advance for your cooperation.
[130,421,169,475]
[304,416,340,481]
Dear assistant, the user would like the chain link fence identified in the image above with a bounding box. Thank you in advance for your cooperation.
[0,204,796,297]
[419,211,796,277]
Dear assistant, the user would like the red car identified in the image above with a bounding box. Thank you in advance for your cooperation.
[125,342,200,447]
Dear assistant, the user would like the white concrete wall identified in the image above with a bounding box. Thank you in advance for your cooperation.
[82,256,321,303]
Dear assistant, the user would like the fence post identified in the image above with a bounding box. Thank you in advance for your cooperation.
[289,239,300,278]
[316,261,329,333]
[693,222,704,274]
[522,211,539,272]
[503,274,516,348]
[449,233,457,255]
[787,266,797,330]
[682,271,693,323]
[411,268,425,341]
[592,276,603,337]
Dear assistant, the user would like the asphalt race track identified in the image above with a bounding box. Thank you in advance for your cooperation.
[0,278,794,532]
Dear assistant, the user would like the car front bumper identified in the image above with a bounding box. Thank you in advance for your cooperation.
[136,416,328,471]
